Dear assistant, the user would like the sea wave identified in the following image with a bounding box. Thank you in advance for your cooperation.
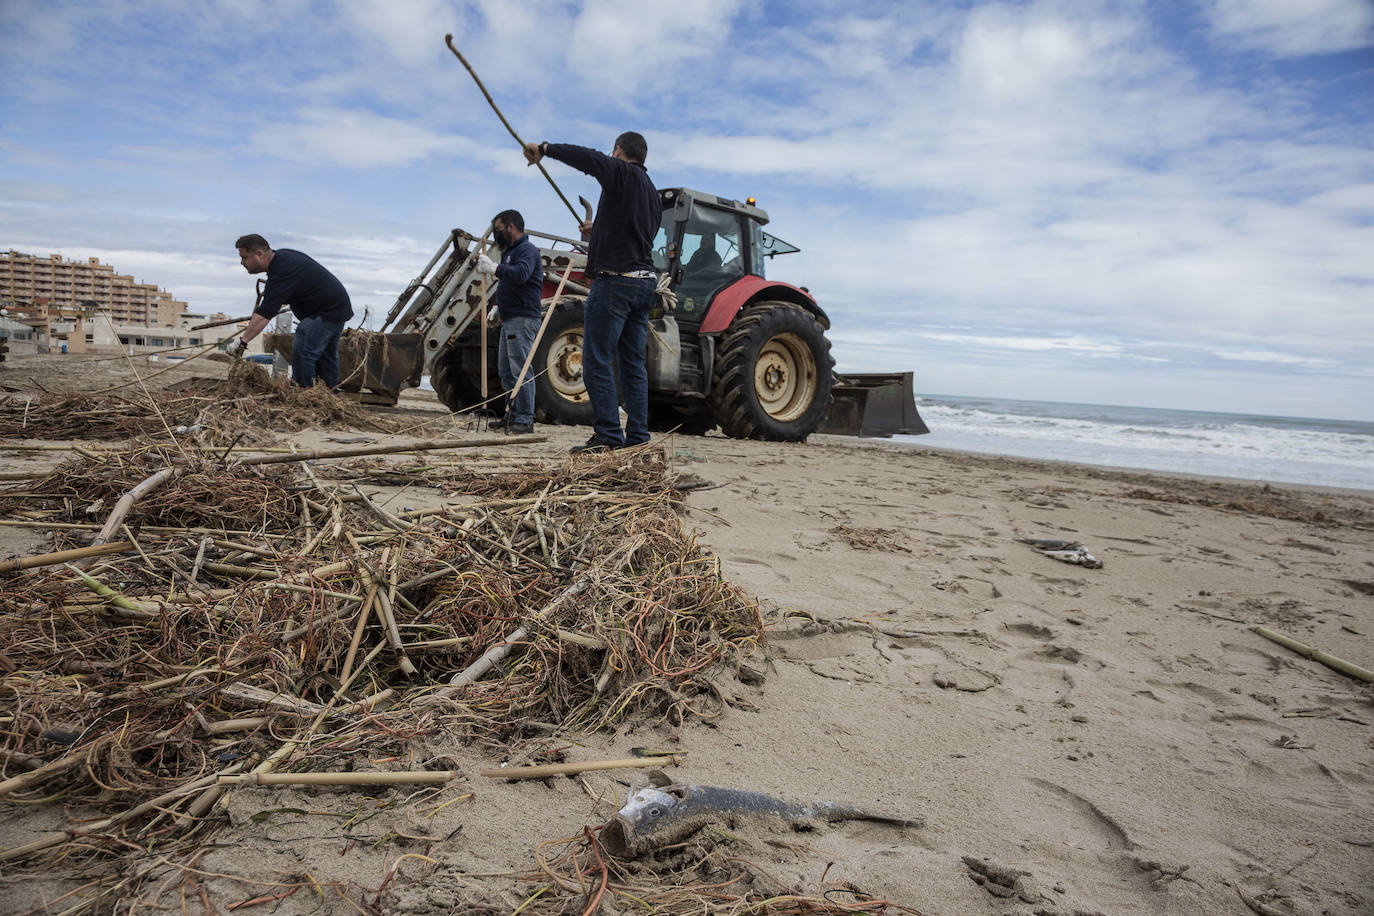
[902,396,1374,491]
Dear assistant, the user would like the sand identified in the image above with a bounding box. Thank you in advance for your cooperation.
[2,353,1372,915]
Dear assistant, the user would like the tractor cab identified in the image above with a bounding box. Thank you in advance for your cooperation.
[652,188,800,326]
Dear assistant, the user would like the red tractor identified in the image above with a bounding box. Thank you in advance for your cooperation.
[352,187,925,440]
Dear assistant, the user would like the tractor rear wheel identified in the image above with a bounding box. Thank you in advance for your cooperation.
[533,298,596,426]
[709,301,834,441]
[431,344,493,414]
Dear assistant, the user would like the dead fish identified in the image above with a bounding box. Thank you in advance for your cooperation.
[600,783,922,856]
[1018,537,1103,569]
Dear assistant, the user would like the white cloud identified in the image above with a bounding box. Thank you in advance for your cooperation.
[3,1,1373,419]
[1204,0,1374,56]
[247,107,480,167]
[567,0,747,94]
[1212,349,1337,367]
[917,332,1124,354]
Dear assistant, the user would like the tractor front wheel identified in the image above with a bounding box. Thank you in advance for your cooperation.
[431,344,492,415]
[532,298,596,426]
[709,301,834,441]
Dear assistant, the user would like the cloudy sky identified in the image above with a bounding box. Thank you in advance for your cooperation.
[2,0,1372,420]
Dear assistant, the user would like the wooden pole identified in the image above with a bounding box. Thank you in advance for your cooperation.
[444,35,583,226]
[189,315,253,331]
[479,238,489,400]
[234,436,546,466]
[507,265,576,422]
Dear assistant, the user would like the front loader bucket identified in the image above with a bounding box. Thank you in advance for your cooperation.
[262,329,424,404]
[818,372,929,438]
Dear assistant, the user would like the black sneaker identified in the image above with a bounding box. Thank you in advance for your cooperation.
[570,435,617,454]
[487,415,509,429]
[507,422,534,435]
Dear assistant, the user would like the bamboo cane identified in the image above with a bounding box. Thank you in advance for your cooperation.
[481,755,681,781]
[443,575,592,690]
[0,519,289,539]
[480,238,489,400]
[507,265,576,420]
[90,466,178,547]
[0,540,134,574]
[218,770,459,787]
[0,769,229,863]
[351,542,417,676]
[234,435,546,466]
[0,748,89,799]
[65,565,158,618]
[219,641,389,811]
[1253,626,1374,683]
[340,582,380,681]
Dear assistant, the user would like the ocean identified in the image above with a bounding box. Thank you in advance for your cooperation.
[896,395,1374,492]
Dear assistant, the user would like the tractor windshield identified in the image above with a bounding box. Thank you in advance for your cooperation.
[674,204,745,313]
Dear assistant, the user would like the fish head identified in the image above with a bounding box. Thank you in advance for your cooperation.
[600,785,686,857]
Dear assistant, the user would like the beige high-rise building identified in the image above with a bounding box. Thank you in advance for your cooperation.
[0,249,188,326]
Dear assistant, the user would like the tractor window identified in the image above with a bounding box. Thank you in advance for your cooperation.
[748,221,766,279]
[651,223,671,271]
[676,206,744,311]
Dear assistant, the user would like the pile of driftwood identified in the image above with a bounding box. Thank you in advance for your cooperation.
[0,433,775,912]
[0,361,413,445]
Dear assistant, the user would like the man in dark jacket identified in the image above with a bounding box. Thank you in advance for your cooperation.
[229,234,354,388]
[473,209,544,434]
[524,132,658,453]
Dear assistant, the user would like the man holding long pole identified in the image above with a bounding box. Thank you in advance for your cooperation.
[523,133,658,454]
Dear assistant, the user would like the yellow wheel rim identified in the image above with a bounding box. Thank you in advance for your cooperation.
[753,332,817,422]
[546,328,589,402]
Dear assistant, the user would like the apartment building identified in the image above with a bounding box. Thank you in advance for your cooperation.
[0,249,188,326]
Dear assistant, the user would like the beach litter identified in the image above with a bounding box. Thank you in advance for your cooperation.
[1018,536,1103,568]
[601,780,922,857]
[0,412,776,910]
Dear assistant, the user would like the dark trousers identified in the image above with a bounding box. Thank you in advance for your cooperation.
[292,316,345,388]
[582,274,657,446]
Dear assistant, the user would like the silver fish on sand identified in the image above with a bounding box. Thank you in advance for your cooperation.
[601,783,922,857]
[1018,537,1103,569]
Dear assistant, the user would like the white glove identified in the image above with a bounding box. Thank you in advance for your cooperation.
[474,254,497,276]
[224,338,247,358]
[486,305,499,322]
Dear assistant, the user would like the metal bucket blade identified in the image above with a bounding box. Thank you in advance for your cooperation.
[260,329,424,403]
[819,372,929,437]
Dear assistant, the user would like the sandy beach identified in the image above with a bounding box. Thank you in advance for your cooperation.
[2,354,1372,915]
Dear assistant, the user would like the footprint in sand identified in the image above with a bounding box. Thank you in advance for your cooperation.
[1025,776,1136,852]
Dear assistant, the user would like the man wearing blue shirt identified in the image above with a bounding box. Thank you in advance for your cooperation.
[229,234,354,389]
[473,210,544,435]
[523,132,659,453]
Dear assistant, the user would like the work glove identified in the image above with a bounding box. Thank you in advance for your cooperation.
[474,254,497,276]
[486,305,499,323]
[223,338,247,358]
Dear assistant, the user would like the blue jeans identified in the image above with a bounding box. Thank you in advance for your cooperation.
[292,316,345,388]
[583,274,657,446]
[498,314,538,425]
